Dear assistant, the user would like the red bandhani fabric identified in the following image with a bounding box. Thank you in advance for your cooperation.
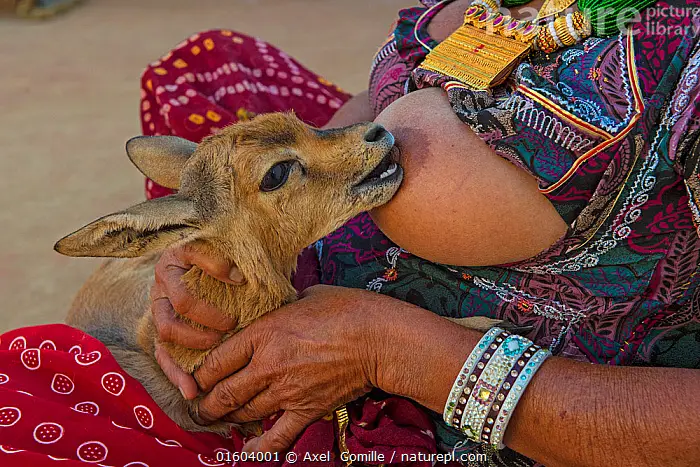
[0,30,443,466]
[0,325,437,466]
[139,29,350,200]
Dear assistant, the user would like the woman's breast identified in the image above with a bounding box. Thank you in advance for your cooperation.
[371,87,569,267]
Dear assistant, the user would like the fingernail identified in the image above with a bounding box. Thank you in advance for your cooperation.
[241,438,259,453]
[229,267,245,284]
[188,406,209,426]
[179,386,187,399]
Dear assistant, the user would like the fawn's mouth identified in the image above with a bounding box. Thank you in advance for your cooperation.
[351,147,404,200]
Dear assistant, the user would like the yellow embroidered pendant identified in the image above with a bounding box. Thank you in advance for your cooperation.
[418,6,539,90]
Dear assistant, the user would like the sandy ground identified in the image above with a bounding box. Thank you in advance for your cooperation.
[0,0,406,332]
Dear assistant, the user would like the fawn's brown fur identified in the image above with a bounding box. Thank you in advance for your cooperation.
[56,112,497,435]
[55,113,406,434]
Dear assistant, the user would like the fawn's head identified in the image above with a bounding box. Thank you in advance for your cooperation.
[55,112,402,292]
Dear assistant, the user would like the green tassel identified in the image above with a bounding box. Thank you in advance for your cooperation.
[578,0,657,36]
[504,0,657,37]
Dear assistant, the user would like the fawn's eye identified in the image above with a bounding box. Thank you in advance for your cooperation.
[260,160,294,192]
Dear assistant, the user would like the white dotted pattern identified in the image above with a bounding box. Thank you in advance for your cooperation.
[133,405,154,429]
[9,336,26,350]
[33,422,64,444]
[198,454,225,466]
[20,348,41,370]
[75,350,102,366]
[73,401,100,416]
[101,372,125,396]
[51,374,75,395]
[76,441,108,463]
[40,340,57,351]
[0,407,21,427]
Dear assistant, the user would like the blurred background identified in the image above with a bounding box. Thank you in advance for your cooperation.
[0,0,406,332]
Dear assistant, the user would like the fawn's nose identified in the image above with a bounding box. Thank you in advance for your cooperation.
[363,124,389,144]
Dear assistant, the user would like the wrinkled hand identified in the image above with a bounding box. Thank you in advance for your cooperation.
[193,285,385,453]
[150,245,410,453]
[150,244,243,398]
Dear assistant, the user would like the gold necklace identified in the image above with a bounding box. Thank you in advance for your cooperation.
[417,0,590,90]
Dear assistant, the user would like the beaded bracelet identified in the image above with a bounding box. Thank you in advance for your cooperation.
[489,348,550,448]
[450,329,511,435]
[443,327,550,449]
[459,334,533,440]
[443,327,503,426]
[478,341,540,444]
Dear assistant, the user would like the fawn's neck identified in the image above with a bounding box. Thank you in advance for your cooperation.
[181,250,299,330]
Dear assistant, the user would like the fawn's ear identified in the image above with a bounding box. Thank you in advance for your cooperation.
[126,136,197,189]
[54,195,199,258]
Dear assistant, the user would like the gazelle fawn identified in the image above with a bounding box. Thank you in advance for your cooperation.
[55,113,405,434]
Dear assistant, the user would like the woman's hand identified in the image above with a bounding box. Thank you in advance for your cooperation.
[150,244,242,399]
[149,245,477,453]
[193,285,385,453]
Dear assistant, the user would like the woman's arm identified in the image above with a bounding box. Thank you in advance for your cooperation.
[373,297,700,467]
[190,286,700,466]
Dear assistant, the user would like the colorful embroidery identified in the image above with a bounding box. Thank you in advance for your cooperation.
[322,0,700,371]
[318,1,700,463]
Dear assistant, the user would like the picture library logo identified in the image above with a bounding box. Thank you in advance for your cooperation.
[642,6,700,37]
[479,6,700,38]
[584,6,700,37]
[646,6,700,19]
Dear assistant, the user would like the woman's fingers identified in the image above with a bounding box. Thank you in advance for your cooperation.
[242,411,311,453]
[154,250,237,332]
[195,367,265,423]
[175,243,246,285]
[224,391,280,424]
[151,296,222,349]
[154,342,199,400]
[193,328,256,392]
